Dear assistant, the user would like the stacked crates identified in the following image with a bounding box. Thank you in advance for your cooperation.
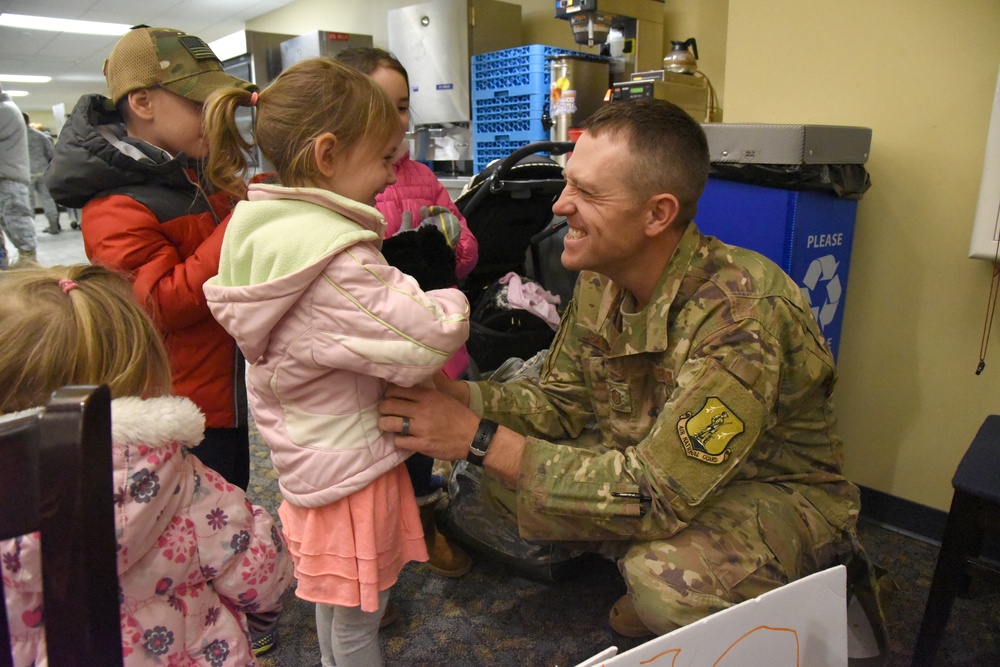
[471,44,589,173]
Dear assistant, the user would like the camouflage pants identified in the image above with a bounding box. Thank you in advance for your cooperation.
[442,464,854,635]
[30,177,59,228]
[0,179,37,267]
[617,481,853,634]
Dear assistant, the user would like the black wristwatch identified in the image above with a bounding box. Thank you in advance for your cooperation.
[467,419,499,467]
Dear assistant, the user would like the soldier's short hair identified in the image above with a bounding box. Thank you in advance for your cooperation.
[582,99,710,225]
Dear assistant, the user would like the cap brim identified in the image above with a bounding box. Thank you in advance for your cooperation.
[160,70,257,103]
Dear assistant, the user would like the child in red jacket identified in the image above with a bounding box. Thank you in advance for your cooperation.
[45,26,254,493]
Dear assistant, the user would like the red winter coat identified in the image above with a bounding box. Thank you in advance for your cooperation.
[45,94,239,428]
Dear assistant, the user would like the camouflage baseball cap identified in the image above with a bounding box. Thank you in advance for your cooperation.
[104,25,256,105]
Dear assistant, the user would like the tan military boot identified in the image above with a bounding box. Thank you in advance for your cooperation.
[419,500,472,578]
[609,594,656,638]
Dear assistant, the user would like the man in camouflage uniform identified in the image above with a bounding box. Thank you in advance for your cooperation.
[0,83,38,268]
[24,116,60,235]
[379,99,868,639]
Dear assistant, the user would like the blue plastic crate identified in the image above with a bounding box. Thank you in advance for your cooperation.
[473,116,549,136]
[470,44,584,71]
[474,139,525,173]
[472,93,548,131]
[473,129,550,173]
[471,45,590,98]
[474,129,548,145]
[473,69,549,97]
[473,92,547,117]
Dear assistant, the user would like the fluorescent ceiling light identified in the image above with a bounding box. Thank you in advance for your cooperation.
[6,90,29,97]
[0,13,131,36]
[0,74,52,83]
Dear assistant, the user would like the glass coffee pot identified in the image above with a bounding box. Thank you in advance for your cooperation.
[663,37,699,75]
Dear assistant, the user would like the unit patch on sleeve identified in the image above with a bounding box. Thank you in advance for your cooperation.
[676,397,745,464]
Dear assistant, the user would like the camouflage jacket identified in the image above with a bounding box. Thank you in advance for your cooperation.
[473,222,859,543]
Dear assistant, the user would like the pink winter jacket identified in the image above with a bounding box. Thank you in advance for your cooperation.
[204,184,470,509]
[0,396,293,667]
[375,153,479,279]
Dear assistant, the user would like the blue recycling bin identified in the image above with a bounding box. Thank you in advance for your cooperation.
[696,178,859,361]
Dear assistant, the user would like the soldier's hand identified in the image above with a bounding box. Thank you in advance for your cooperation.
[433,372,470,405]
[378,383,479,461]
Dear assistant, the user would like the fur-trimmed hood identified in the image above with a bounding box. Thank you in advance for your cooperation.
[111,395,204,449]
[110,396,205,574]
[2,394,293,666]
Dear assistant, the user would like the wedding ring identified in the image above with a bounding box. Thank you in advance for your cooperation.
[401,416,411,437]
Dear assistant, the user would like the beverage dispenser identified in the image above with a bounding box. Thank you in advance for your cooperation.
[554,0,664,82]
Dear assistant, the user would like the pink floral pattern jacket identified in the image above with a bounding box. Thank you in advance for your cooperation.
[0,396,293,666]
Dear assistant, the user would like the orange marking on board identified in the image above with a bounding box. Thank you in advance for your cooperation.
[597,624,800,667]
[712,625,800,667]
[638,648,681,665]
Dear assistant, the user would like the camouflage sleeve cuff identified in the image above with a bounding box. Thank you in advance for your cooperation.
[513,437,655,540]
[466,381,484,416]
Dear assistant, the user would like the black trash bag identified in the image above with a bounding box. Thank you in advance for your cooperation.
[436,460,585,583]
[709,162,872,200]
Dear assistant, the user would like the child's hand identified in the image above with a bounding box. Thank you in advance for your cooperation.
[396,211,415,234]
[419,206,462,248]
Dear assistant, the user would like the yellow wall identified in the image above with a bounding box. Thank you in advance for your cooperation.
[246,0,400,45]
[23,110,58,133]
[662,0,728,114]
[247,0,1000,512]
[723,0,1000,511]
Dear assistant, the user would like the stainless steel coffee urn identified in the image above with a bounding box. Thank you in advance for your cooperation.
[548,54,610,161]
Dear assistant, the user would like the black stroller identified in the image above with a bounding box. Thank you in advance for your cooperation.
[456,141,576,374]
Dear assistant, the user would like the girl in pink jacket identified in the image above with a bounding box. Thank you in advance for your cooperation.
[336,47,477,582]
[0,264,293,667]
[202,58,469,667]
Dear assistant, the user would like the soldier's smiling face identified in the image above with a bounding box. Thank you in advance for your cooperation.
[552,131,652,281]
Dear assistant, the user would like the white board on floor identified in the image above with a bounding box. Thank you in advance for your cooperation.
[574,565,847,667]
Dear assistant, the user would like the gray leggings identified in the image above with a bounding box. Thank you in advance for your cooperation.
[316,589,390,667]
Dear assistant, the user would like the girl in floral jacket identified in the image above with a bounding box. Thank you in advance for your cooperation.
[0,264,293,667]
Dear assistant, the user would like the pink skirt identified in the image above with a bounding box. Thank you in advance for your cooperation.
[278,463,428,612]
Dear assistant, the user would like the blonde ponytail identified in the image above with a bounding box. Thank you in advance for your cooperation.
[204,87,257,199]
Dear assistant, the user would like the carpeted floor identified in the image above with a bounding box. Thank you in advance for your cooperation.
[246,422,1000,666]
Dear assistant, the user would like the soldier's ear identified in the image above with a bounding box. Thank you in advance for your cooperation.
[645,192,680,238]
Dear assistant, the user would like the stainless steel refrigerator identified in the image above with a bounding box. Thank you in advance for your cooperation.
[388,0,522,175]
[279,31,374,70]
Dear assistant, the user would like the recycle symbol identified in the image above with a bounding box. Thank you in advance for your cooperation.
[800,254,841,330]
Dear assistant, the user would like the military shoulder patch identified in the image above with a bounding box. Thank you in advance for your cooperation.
[676,397,745,464]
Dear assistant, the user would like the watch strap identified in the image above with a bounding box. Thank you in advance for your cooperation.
[467,418,499,466]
